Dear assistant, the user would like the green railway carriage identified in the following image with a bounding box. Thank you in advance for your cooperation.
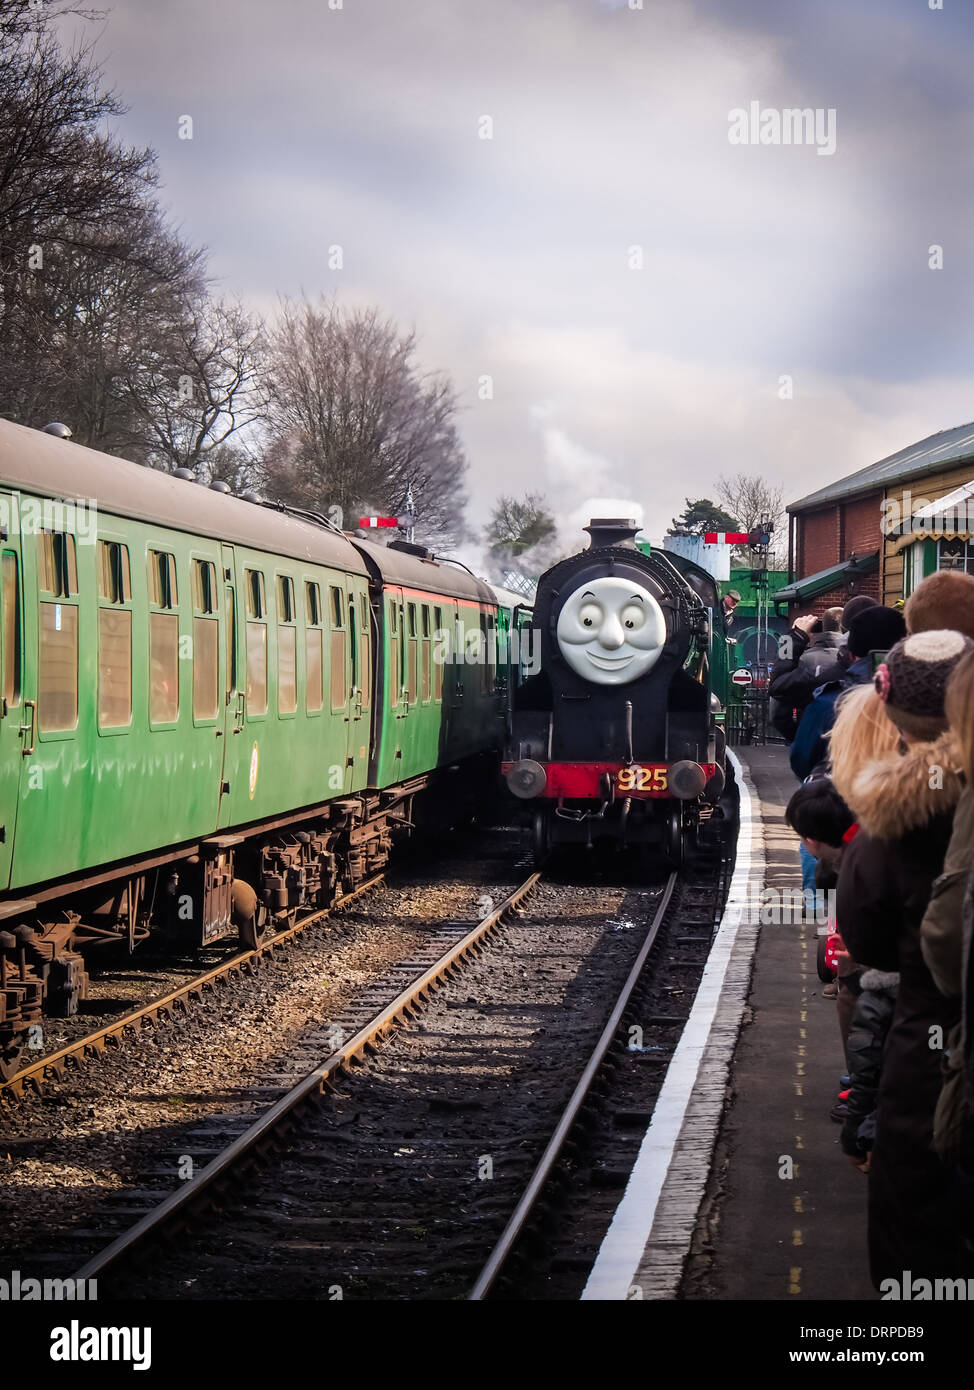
[0,420,523,1076]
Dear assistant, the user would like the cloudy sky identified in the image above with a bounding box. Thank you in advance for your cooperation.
[65,0,974,553]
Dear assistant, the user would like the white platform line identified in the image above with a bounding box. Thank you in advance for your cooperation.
[580,750,764,1300]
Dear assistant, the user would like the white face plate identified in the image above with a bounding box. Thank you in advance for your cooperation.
[555,576,666,685]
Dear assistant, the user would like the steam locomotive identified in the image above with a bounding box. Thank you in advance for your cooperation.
[502,519,729,865]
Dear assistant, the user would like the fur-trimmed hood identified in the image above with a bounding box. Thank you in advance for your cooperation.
[859,968,900,993]
[849,731,963,840]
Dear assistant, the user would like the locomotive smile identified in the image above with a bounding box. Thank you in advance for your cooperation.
[585,650,635,670]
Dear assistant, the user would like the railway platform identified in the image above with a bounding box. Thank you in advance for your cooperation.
[581,743,874,1303]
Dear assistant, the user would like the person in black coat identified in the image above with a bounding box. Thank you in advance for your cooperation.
[837,629,974,1291]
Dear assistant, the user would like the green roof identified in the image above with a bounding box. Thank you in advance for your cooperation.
[774,552,879,604]
[788,422,974,513]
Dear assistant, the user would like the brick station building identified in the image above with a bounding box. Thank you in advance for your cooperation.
[779,421,974,616]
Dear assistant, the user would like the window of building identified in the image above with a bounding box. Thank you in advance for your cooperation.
[937,538,974,574]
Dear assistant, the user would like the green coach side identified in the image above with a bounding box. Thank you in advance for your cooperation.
[350,539,504,790]
[0,420,372,896]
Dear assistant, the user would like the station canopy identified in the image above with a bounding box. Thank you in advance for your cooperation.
[774,551,879,605]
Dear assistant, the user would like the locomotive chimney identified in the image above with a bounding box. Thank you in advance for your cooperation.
[583,517,640,550]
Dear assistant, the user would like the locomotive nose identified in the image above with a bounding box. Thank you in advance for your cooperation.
[598,613,626,650]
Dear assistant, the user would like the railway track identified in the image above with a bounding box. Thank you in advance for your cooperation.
[0,874,386,1101]
[71,872,543,1287]
[50,842,731,1301]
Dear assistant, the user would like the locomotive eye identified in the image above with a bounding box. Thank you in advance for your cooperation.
[621,603,646,631]
[579,602,602,629]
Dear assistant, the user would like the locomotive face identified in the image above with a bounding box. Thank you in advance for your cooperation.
[555,576,666,685]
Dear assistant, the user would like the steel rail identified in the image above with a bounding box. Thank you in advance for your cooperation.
[72,870,543,1283]
[468,869,679,1301]
[0,873,387,1100]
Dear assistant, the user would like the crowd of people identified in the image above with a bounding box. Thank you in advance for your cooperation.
[770,571,974,1289]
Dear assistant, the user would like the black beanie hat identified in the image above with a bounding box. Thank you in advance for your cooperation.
[847,606,906,659]
[841,594,878,630]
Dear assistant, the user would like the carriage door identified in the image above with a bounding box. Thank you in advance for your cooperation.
[347,582,371,789]
[217,543,239,828]
[327,580,356,793]
[0,492,25,887]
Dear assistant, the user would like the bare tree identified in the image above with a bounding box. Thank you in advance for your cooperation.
[263,297,467,546]
[714,473,786,567]
[123,295,268,472]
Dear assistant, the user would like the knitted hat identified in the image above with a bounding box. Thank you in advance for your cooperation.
[874,629,974,738]
[904,570,974,640]
[841,594,878,630]
[847,606,906,659]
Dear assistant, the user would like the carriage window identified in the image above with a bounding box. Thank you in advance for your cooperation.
[306,581,321,626]
[245,569,265,619]
[149,613,179,723]
[421,604,431,702]
[148,551,177,608]
[433,606,444,701]
[38,601,78,731]
[38,531,78,597]
[305,581,323,714]
[246,622,267,716]
[2,552,20,708]
[192,558,218,614]
[192,559,219,720]
[148,552,184,721]
[486,612,496,693]
[330,585,346,710]
[97,540,131,603]
[194,618,220,719]
[407,602,418,703]
[389,600,399,708]
[225,586,236,696]
[98,608,132,727]
[358,594,371,709]
[277,575,295,623]
[278,576,296,715]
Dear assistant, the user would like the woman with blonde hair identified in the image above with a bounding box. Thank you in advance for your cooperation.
[827,683,900,813]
